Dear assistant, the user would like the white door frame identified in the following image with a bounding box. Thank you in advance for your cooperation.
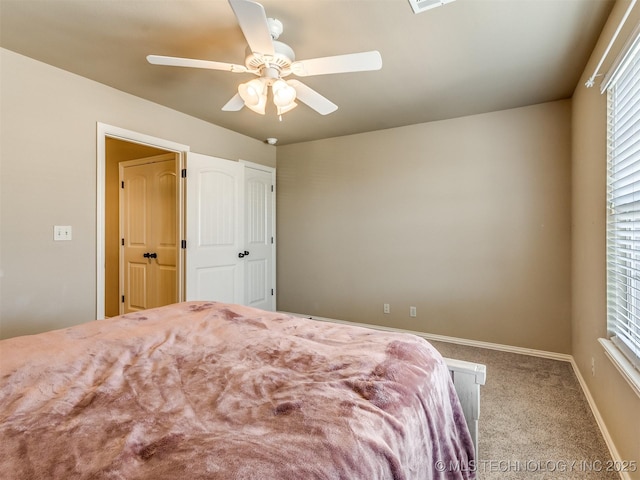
[96,122,190,319]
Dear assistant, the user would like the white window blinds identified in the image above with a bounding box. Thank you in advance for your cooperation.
[606,29,640,372]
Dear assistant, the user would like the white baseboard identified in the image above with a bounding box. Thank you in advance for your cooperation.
[569,359,629,480]
[279,310,628,479]
[280,311,573,362]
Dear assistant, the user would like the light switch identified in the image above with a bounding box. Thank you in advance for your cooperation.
[54,225,72,241]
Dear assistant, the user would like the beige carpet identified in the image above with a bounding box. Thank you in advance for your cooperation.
[429,340,621,480]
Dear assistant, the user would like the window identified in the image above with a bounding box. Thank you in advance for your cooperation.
[605,28,640,386]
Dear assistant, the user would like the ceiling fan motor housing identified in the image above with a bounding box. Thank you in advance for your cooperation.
[245,40,295,80]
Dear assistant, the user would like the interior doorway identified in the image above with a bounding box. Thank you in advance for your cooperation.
[105,140,179,317]
[97,123,190,320]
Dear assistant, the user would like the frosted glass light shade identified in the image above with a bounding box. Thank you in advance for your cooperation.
[272,79,297,107]
[239,78,266,106]
[246,93,267,115]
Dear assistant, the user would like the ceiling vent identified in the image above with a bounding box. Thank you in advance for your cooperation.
[408,0,455,14]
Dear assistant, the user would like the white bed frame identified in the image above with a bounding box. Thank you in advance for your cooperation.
[444,357,486,458]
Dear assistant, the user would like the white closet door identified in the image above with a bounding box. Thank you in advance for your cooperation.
[185,153,244,303]
[244,164,275,311]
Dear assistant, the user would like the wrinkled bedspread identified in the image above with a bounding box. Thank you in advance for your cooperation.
[0,301,475,479]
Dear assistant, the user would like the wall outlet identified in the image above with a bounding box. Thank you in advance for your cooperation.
[410,306,417,317]
[383,303,390,314]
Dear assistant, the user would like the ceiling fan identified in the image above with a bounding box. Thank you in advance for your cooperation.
[147,0,382,116]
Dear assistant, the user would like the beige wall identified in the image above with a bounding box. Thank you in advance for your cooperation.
[277,100,572,353]
[572,1,640,475]
[0,48,275,339]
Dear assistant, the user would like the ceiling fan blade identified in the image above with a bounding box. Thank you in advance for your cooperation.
[228,0,275,56]
[287,80,338,115]
[222,93,245,111]
[147,55,247,73]
[291,51,382,77]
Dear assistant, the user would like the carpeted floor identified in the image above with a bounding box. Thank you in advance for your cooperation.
[429,340,621,480]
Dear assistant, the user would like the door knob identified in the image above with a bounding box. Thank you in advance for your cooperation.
[238,250,250,258]
[143,252,158,259]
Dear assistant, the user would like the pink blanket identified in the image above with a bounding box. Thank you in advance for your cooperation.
[0,302,475,479]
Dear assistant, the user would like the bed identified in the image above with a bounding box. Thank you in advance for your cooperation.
[0,301,481,479]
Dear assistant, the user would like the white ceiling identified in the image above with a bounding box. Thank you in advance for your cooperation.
[0,0,615,145]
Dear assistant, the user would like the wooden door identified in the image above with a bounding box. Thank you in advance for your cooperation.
[120,155,178,313]
[152,160,179,307]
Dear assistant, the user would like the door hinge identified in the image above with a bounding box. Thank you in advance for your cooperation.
[121,238,124,246]
[181,169,187,178]
[271,185,274,192]
[121,181,125,189]
[271,289,274,296]
[181,240,187,249]
[271,236,274,244]
[121,295,125,303]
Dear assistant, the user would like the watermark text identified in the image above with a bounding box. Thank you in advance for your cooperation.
[434,459,638,474]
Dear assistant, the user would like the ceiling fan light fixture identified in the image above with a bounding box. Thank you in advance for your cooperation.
[245,93,267,114]
[238,78,266,106]
[272,79,297,107]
